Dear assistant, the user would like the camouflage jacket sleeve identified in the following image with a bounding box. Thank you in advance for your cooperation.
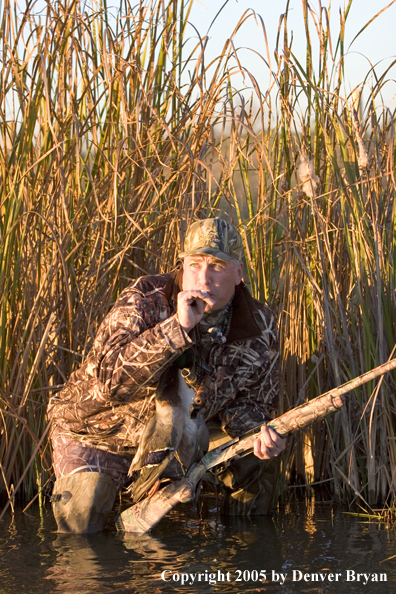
[52,275,193,414]
[93,279,193,401]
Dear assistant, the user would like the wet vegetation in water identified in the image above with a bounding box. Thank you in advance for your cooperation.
[0,0,396,519]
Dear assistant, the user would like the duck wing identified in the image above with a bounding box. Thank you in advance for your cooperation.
[128,449,175,503]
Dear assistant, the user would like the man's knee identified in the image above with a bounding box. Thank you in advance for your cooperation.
[219,455,280,515]
[51,472,118,534]
[206,422,281,516]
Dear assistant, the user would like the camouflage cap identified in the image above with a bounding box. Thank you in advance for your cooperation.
[178,218,244,262]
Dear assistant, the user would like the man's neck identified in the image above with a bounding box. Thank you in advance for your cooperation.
[198,297,233,332]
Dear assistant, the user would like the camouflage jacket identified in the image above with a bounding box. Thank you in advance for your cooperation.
[47,274,280,456]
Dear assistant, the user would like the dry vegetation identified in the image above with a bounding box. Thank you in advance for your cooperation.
[1,0,396,515]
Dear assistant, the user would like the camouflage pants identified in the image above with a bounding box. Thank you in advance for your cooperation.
[209,455,280,515]
[51,425,280,515]
[51,426,132,489]
[203,422,280,516]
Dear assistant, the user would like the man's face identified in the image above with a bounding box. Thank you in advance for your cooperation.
[182,255,243,311]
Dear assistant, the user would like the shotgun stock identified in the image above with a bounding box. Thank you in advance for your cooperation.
[116,357,396,534]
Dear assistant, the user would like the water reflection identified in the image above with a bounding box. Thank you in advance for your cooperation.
[0,498,395,593]
[48,533,130,593]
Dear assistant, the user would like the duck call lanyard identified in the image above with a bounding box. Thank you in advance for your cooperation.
[175,302,233,414]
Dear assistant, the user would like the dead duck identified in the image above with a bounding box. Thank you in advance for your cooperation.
[128,364,209,503]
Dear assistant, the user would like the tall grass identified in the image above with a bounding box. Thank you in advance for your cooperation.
[0,0,395,512]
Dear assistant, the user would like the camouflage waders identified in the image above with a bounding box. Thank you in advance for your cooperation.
[205,422,280,515]
[51,472,117,534]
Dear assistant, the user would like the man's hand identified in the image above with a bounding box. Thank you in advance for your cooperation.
[253,425,286,460]
[177,290,215,333]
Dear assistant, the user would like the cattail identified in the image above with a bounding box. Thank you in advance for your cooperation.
[296,156,320,198]
[351,86,362,117]
[351,108,369,170]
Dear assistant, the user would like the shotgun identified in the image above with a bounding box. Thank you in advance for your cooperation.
[116,357,396,534]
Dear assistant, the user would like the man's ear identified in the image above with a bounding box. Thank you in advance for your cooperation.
[235,261,243,285]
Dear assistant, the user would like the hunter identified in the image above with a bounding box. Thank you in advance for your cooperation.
[48,218,286,533]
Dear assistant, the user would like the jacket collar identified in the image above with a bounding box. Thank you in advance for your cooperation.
[164,274,262,343]
[226,282,262,342]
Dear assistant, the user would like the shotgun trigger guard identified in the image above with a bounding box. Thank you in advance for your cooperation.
[210,462,230,476]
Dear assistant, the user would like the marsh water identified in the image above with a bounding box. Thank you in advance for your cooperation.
[1,495,395,594]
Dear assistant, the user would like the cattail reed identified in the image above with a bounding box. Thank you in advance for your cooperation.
[296,156,320,198]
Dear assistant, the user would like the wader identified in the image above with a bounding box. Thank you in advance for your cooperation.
[51,472,117,534]
[205,421,280,515]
